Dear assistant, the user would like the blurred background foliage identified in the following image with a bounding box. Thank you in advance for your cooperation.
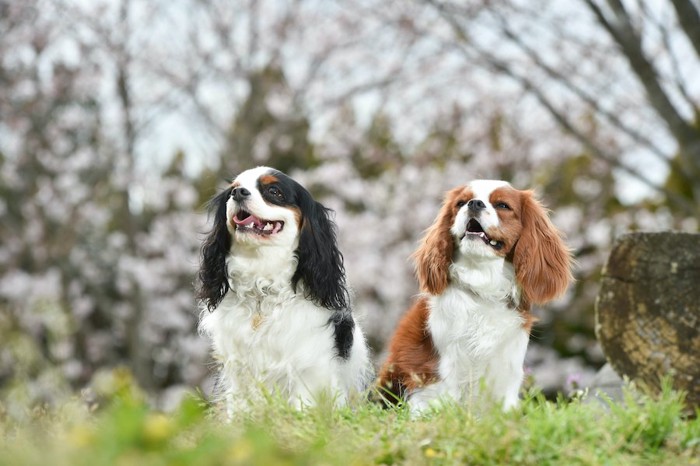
[0,0,698,409]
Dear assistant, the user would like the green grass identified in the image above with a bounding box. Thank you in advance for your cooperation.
[1,374,698,465]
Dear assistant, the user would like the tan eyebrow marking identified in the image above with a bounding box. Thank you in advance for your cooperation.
[260,175,279,185]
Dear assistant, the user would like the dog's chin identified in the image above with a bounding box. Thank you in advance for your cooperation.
[456,234,509,259]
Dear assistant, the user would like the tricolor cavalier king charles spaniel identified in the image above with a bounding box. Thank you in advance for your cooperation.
[197,166,372,414]
[376,180,572,412]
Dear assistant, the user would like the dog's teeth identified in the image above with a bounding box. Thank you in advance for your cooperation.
[263,223,273,231]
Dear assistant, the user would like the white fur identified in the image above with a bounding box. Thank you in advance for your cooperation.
[469,179,511,199]
[199,266,372,413]
[200,167,372,415]
[413,271,528,414]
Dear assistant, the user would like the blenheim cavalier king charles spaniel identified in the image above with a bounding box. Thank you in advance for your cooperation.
[197,167,372,414]
[376,180,572,412]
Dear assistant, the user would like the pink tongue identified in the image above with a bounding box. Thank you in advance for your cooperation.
[234,214,262,227]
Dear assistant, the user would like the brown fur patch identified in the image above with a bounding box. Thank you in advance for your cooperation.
[485,186,524,257]
[518,303,537,333]
[292,206,303,229]
[375,297,439,405]
[259,174,279,186]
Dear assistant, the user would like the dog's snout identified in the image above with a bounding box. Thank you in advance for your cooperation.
[232,187,251,202]
[467,199,486,212]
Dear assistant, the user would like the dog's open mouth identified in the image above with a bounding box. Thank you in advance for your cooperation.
[233,210,284,236]
[463,219,503,250]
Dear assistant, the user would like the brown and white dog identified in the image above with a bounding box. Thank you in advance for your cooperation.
[376,180,572,413]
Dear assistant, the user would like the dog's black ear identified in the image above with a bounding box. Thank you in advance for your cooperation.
[197,187,233,311]
[292,192,349,311]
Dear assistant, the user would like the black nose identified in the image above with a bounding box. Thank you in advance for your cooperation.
[467,199,486,211]
[231,187,251,202]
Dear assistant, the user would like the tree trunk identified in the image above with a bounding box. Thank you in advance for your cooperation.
[596,232,700,411]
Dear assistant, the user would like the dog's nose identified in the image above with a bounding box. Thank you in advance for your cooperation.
[467,199,486,212]
[231,187,251,202]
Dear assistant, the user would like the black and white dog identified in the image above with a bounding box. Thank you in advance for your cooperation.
[197,166,373,413]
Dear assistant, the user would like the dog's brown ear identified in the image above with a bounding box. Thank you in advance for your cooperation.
[413,187,464,295]
[513,191,573,305]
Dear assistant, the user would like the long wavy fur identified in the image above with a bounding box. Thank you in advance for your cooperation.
[197,186,233,311]
[513,191,573,305]
[413,187,462,295]
[292,189,350,312]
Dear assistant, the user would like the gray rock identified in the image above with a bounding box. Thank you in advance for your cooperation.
[583,363,624,407]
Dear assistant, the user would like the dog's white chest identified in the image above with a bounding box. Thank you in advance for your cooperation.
[207,297,328,362]
[199,293,345,406]
[427,286,526,386]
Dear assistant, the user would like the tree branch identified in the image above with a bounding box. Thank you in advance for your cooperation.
[430,1,697,215]
[494,14,671,162]
[649,2,699,115]
[670,0,700,60]
[583,0,700,162]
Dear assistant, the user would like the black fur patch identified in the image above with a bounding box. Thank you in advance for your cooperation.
[197,186,233,311]
[328,311,355,360]
[261,170,350,312]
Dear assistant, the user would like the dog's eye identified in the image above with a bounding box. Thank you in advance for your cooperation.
[267,186,284,199]
[456,200,467,208]
[495,202,510,210]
